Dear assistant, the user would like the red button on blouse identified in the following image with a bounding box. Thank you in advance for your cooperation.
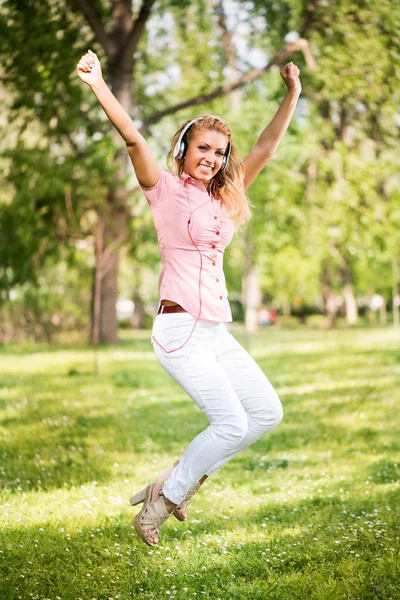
[211,245,216,249]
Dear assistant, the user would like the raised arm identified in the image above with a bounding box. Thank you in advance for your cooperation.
[243,62,301,190]
[77,50,160,188]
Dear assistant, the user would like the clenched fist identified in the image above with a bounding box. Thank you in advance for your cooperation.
[280,62,301,94]
[76,49,103,87]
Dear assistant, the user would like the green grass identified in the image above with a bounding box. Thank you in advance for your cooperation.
[0,327,399,600]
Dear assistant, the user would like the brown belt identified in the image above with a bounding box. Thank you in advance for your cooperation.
[157,304,187,315]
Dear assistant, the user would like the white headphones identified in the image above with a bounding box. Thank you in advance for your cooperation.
[173,117,231,172]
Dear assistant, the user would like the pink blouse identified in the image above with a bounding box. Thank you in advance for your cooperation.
[141,169,235,322]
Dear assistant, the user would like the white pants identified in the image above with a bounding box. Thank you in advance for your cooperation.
[151,313,283,505]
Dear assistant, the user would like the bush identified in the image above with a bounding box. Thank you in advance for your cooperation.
[0,260,91,342]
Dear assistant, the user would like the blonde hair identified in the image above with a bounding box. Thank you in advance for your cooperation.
[166,115,252,229]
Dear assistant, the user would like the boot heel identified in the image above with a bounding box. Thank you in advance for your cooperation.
[130,488,146,506]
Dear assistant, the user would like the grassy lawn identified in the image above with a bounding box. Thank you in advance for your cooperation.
[0,326,399,600]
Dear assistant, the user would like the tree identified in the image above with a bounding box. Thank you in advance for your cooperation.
[3,0,398,341]
[247,0,400,327]
[1,0,312,341]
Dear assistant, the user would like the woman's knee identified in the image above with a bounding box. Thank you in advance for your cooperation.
[213,413,248,449]
[255,395,284,432]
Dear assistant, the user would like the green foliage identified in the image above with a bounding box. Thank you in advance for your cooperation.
[0,0,85,133]
[269,245,319,305]
[0,254,91,342]
[0,138,114,294]
[1,0,400,333]
[247,0,400,308]
[0,0,119,308]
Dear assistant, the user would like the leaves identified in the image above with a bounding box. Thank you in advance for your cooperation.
[1,0,399,325]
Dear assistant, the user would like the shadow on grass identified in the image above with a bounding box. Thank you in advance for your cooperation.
[1,365,397,495]
[367,459,400,485]
[0,488,399,600]
[0,361,209,493]
[1,328,399,497]
[1,328,399,598]
[226,488,400,600]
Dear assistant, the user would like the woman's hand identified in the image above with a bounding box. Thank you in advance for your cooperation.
[280,61,301,95]
[77,49,103,87]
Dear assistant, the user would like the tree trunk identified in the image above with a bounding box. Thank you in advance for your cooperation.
[98,202,127,343]
[99,242,120,343]
[379,301,387,326]
[282,297,291,317]
[130,265,146,329]
[343,283,357,324]
[393,256,400,328]
[131,292,145,329]
[340,262,358,325]
[96,1,136,343]
[243,244,261,334]
[242,233,261,333]
[91,216,104,345]
[322,264,337,328]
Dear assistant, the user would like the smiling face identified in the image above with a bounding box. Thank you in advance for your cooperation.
[183,129,229,187]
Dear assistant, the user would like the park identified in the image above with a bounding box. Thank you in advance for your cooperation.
[1,0,399,598]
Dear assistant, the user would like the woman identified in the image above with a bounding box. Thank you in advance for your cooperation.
[77,50,301,547]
